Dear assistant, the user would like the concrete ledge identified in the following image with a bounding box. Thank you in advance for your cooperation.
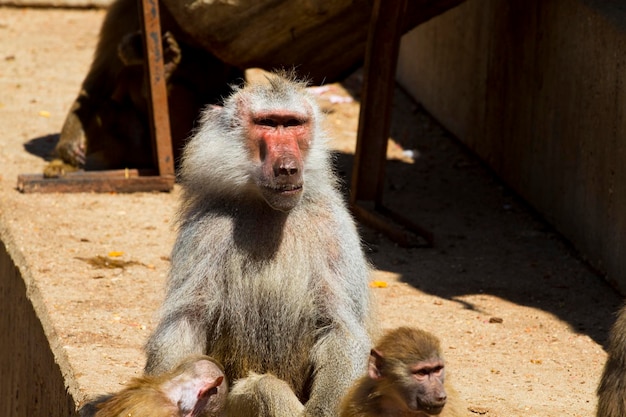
[0,241,77,416]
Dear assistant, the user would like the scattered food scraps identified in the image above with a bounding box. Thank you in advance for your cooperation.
[76,255,143,269]
[467,406,489,415]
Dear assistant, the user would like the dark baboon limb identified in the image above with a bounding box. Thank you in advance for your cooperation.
[597,304,626,417]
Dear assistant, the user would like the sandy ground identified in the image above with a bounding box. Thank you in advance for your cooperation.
[0,6,623,417]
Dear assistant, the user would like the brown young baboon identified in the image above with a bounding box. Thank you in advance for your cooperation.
[79,355,227,417]
[340,327,466,417]
[144,71,372,417]
[597,303,626,417]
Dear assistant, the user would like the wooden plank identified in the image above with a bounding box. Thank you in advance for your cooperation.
[375,204,434,246]
[140,0,175,177]
[348,0,436,248]
[17,171,174,194]
[159,0,465,84]
[351,203,431,248]
[350,0,408,204]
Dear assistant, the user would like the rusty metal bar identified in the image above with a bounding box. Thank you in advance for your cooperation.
[140,0,175,178]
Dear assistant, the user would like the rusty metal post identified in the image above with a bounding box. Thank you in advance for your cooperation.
[139,0,175,178]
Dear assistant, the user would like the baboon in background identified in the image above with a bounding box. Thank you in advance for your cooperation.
[45,30,181,178]
[597,304,626,417]
[340,327,467,417]
[79,355,227,417]
[49,0,242,174]
[143,71,372,417]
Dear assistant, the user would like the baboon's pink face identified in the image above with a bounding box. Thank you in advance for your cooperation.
[246,109,312,212]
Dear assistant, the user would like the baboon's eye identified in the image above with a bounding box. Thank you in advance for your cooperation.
[255,118,278,127]
[284,118,305,127]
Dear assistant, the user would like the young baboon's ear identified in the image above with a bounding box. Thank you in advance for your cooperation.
[166,374,224,417]
[368,349,384,379]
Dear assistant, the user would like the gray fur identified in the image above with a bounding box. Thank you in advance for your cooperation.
[145,72,372,417]
[597,304,626,417]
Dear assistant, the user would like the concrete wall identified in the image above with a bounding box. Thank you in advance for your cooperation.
[0,241,77,417]
[397,0,626,292]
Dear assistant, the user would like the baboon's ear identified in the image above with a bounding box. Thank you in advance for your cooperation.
[368,349,384,380]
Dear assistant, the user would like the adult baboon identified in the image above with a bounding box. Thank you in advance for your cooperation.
[144,71,372,417]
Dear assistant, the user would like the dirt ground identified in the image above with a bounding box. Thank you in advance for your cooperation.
[0,6,623,417]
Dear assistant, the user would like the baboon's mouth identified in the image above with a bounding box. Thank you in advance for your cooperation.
[422,404,445,415]
[261,183,303,211]
[269,184,303,194]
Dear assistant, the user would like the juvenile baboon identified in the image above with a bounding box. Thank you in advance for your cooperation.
[340,327,466,417]
[144,71,372,417]
[80,355,227,417]
[597,304,626,417]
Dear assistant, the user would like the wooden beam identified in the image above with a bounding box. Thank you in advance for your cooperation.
[349,0,436,247]
[350,0,407,204]
[17,170,174,194]
[351,203,433,248]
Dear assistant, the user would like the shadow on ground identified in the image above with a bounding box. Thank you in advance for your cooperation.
[23,133,59,161]
[332,85,622,348]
